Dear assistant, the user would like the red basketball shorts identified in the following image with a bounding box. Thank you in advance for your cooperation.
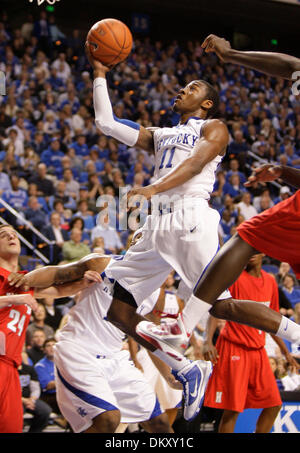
[204,336,282,412]
[0,359,23,433]
[237,191,300,278]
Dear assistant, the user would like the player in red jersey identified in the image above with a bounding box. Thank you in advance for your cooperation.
[203,253,299,433]
[129,37,300,361]
[0,224,97,433]
[189,36,300,343]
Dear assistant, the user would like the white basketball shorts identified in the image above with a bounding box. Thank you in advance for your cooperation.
[107,198,230,306]
[54,341,162,433]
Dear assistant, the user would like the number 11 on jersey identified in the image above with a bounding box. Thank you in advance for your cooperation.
[159,146,176,170]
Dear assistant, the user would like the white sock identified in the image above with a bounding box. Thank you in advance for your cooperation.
[276,316,300,344]
[153,349,190,372]
[182,294,211,335]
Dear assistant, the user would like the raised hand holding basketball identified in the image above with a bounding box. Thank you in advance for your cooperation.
[85,41,111,76]
[86,18,133,66]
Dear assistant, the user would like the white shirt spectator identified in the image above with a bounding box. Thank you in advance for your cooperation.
[237,200,258,220]
[0,170,12,194]
[71,113,85,131]
[91,224,123,251]
[52,226,64,244]
[52,57,71,82]
[2,134,24,157]
[237,192,258,221]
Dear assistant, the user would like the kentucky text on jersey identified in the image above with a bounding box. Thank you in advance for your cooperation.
[156,133,199,151]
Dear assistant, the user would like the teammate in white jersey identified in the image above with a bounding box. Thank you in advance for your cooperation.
[53,260,177,433]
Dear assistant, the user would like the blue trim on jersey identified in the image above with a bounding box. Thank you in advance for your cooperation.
[110,255,124,261]
[100,271,115,284]
[193,243,221,293]
[149,397,163,419]
[182,116,201,125]
[175,399,183,409]
[113,114,140,131]
[56,367,118,412]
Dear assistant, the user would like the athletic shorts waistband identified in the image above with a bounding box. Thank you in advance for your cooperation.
[152,197,209,215]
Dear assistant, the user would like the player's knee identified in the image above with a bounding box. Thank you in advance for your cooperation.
[141,413,173,433]
[91,410,121,433]
[210,298,236,320]
[267,405,282,416]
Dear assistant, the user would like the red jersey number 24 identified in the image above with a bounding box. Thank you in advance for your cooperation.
[7,306,30,336]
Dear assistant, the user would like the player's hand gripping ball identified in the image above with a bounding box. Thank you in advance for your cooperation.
[87,18,133,66]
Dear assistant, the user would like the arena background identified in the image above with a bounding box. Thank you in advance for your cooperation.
[2,0,300,55]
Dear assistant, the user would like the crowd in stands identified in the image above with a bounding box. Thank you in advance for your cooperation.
[0,9,300,430]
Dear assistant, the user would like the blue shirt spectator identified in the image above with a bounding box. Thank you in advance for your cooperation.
[73,200,95,232]
[35,339,56,395]
[69,135,89,158]
[40,138,64,170]
[281,274,300,310]
[20,196,49,230]
[2,174,28,210]
[222,174,247,199]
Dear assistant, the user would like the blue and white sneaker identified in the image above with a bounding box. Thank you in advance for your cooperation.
[172,360,213,421]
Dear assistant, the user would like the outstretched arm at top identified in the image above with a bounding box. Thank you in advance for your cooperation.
[126,119,229,200]
[86,43,154,153]
[7,254,111,290]
[201,34,300,80]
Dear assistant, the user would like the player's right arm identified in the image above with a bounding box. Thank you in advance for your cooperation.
[0,293,38,311]
[245,164,300,189]
[7,254,111,290]
[85,43,154,154]
[201,34,300,80]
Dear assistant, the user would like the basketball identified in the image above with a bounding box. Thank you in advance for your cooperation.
[86,18,133,66]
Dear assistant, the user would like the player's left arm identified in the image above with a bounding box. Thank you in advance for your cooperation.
[270,334,300,371]
[7,254,110,290]
[269,279,300,371]
[127,119,229,200]
[33,271,101,299]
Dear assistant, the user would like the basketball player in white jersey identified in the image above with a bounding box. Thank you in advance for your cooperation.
[53,260,176,433]
[84,43,229,421]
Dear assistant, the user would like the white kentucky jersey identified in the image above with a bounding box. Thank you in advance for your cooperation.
[57,269,124,356]
[57,259,161,357]
[153,117,223,200]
